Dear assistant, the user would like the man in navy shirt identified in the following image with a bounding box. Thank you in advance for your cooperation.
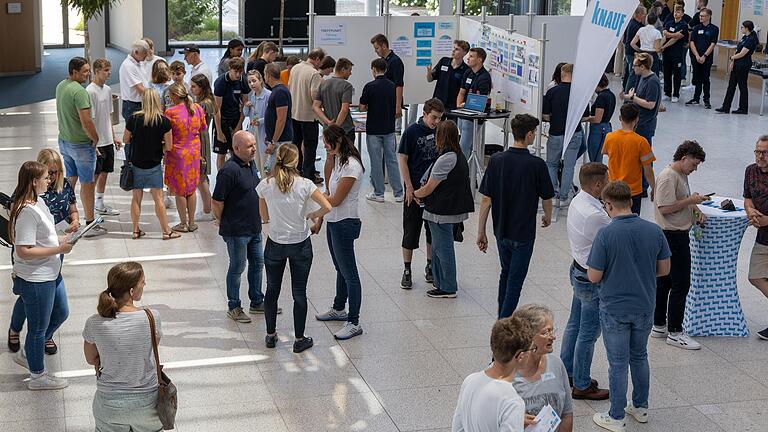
[456,47,492,159]
[623,6,647,92]
[213,56,249,170]
[686,7,718,108]
[360,58,402,203]
[661,5,689,102]
[263,63,293,167]
[371,34,404,121]
[212,131,278,323]
[426,40,470,111]
[478,114,554,318]
[587,181,670,431]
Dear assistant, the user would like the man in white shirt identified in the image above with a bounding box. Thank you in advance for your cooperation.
[452,315,534,432]
[560,163,611,400]
[86,58,122,220]
[180,43,213,85]
[119,39,150,122]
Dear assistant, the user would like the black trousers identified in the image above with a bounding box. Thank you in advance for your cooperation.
[654,230,691,333]
[264,238,313,339]
[721,63,750,112]
[292,119,320,179]
[663,56,683,97]
[690,59,713,103]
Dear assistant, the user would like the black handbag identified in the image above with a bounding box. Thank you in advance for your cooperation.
[119,143,134,191]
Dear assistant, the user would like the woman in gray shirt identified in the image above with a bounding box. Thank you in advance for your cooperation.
[512,304,574,431]
[83,262,163,432]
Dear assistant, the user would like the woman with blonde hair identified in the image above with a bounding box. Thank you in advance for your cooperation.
[257,144,331,353]
[83,261,163,431]
[164,82,207,232]
[8,149,79,355]
[8,161,73,390]
[123,88,179,240]
[190,74,215,221]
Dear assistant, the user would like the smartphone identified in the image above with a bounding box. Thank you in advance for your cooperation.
[705,193,716,197]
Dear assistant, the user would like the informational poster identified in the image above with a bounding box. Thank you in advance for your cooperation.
[435,35,454,56]
[755,0,763,15]
[316,22,346,45]
[414,22,436,38]
[392,36,413,57]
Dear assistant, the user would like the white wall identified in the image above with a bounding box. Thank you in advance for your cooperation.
[109,0,142,52]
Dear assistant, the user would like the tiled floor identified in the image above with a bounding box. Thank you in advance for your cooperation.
[1,71,768,431]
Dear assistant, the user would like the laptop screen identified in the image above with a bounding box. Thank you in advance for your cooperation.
[464,93,488,112]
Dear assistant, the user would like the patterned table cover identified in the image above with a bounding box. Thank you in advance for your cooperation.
[683,197,750,337]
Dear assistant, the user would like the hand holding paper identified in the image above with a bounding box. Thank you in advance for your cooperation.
[523,404,561,432]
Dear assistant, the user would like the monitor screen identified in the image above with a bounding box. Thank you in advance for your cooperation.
[464,93,488,112]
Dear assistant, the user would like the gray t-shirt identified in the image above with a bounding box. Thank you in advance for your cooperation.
[315,76,355,133]
[513,354,574,418]
[82,309,162,393]
[422,152,469,224]
[635,73,661,132]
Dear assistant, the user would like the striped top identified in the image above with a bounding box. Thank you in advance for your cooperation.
[82,309,162,393]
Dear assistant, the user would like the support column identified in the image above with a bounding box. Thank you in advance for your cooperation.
[438,0,454,15]
[87,15,106,60]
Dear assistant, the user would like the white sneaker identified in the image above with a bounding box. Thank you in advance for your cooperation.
[671,97,679,103]
[95,205,120,216]
[625,403,649,423]
[334,322,363,340]
[394,195,404,203]
[14,349,28,369]
[28,372,68,390]
[666,332,701,350]
[196,212,215,222]
[365,193,385,203]
[315,308,348,322]
[662,95,670,101]
[593,412,626,432]
[650,325,668,339]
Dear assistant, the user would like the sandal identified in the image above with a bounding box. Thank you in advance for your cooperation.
[44,339,58,355]
[163,231,181,240]
[187,223,199,232]
[8,329,20,353]
[172,223,188,232]
[131,230,146,240]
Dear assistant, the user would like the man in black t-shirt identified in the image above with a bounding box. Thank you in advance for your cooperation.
[686,7,718,108]
[478,114,554,318]
[263,63,293,169]
[371,34,404,121]
[456,47,492,159]
[426,40,470,111]
[623,6,647,92]
[213,57,249,170]
[661,5,689,101]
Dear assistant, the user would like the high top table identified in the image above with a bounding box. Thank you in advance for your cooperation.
[683,196,750,337]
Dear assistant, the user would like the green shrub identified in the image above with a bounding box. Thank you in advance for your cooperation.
[167,0,218,39]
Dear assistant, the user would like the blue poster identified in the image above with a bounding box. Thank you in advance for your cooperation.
[416,49,432,57]
[417,40,432,48]
[414,22,436,38]
[416,58,432,66]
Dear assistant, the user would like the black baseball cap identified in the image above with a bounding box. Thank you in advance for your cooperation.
[178,44,200,54]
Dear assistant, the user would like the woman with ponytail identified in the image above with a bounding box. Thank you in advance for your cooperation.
[256,144,331,353]
[9,161,73,390]
[164,82,207,232]
[83,262,163,431]
[312,125,366,340]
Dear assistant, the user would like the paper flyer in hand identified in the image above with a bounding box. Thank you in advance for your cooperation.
[523,404,561,432]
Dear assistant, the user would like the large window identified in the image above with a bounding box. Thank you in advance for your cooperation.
[42,0,84,47]
[167,0,239,46]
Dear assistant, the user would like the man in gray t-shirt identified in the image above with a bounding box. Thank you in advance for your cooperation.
[313,58,355,142]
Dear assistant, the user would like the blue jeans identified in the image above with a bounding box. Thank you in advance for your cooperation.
[497,238,535,318]
[121,100,141,123]
[587,122,612,163]
[366,133,403,198]
[560,264,602,390]
[13,274,69,374]
[545,131,582,201]
[428,221,458,294]
[223,234,264,311]
[264,238,313,338]
[601,310,652,420]
[458,118,475,160]
[327,218,362,325]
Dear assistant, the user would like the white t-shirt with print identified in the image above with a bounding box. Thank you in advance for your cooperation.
[12,198,62,282]
[86,82,114,147]
[637,25,662,52]
[256,176,318,244]
[452,370,526,432]
[325,156,363,223]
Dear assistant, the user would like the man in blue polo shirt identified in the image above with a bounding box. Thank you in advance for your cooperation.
[686,7,718,108]
[456,47,492,159]
[477,114,554,318]
[587,180,670,432]
[426,39,470,111]
[213,56,249,170]
[212,131,279,323]
[371,34,404,123]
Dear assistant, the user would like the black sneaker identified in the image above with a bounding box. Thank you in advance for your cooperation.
[704,102,712,109]
[715,107,730,114]
[758,327,768,340]
[265,334,278,348]
[425,263,434,284]
[732,109,748,115]
[426,289,457,298]
[293,337,314,353]
[44,339,57,355]
[400,269,413,289]
[685,99,699,105]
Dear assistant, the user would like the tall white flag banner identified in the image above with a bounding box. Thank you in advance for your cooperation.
[563,0,639,150]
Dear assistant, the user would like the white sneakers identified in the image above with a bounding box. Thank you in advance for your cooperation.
[625,403,649,423]
[196,212,215,222]
[593,404,648,432]
[666,332,701,350]
[650,324,667,339]
[28,372,68,391]
[671,96,680,103]
[365,193,385,203]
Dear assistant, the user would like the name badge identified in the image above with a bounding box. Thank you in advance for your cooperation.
[669,27,675,31]
[466,78,473,84]
[426,134,435,140]
[698,29,704,34]
[541,372,556,382]
[233,90,241,94]
[440,65,449,71]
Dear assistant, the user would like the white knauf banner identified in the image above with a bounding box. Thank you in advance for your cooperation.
[563,0,638,150]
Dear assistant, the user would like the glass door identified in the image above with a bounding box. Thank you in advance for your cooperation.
[42,0,84,47]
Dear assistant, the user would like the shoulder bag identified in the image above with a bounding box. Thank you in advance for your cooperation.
[144,309,177,430]
[119,141,134,192]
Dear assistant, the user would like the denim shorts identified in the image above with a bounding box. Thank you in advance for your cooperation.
[93,389,163,432]
[59,138,96,183]
[132,164,164,190]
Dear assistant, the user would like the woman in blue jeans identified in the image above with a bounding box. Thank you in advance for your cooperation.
[313,125,365,340]
[8,161,73,390]
[586,75,616,162]
[414,121,474,298]
[257,144,331,352]
[9,149,79,355]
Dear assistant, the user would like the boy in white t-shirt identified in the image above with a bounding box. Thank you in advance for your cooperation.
[86,58,122,217]
[452,315,535,432]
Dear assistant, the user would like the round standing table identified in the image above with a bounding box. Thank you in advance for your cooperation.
[683,196,750,337]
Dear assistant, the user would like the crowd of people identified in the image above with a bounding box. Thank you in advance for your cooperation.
[4,27,768,432]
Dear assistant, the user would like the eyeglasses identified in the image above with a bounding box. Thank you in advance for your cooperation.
[541,327,558,338]
[632,63,642,68]
[755,150,768,157]
[48,170,58,176]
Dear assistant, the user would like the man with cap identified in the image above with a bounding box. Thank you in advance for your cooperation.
[181,43,213,85]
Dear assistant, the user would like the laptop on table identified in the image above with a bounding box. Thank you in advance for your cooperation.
[453,93,489,116]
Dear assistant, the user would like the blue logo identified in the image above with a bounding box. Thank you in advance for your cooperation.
[591,0,627,37]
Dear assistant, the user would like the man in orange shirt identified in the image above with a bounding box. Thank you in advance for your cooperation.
[280,56,301,86]
[602,104,656,215]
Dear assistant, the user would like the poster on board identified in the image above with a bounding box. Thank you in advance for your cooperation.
[317,22,346,45]
[392,36,413,57]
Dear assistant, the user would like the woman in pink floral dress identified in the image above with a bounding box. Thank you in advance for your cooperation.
[164,83,207,232]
